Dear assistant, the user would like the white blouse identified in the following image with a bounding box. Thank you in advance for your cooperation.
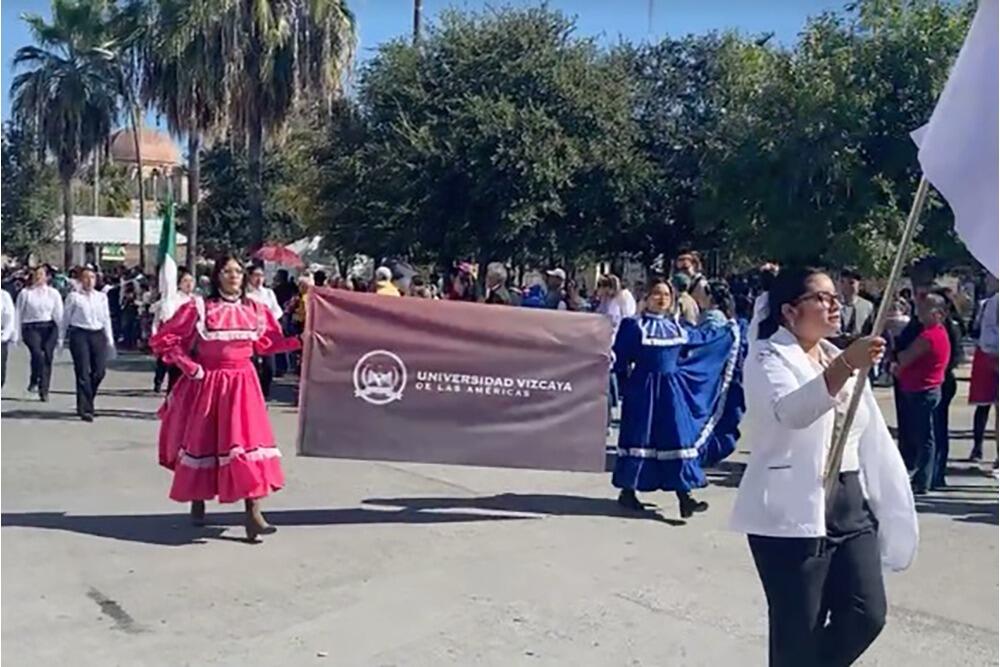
[61,289,115,345]
[810,350,868,472]
[16,285,63,325]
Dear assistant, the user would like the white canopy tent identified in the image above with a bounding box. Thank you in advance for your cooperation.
[51,215,187,268]
[56,215,188,246]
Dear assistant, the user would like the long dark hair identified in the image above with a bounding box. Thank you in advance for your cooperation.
[757,266,825,340]
[707,279,735,319]
[209,253,246,300]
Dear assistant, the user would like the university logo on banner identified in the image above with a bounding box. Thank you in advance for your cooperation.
[297,289,612,472]
[353,350,407,405]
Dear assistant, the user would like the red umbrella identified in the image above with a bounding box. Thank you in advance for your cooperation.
[253,244,304,268]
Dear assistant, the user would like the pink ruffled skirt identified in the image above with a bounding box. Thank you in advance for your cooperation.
[158,358,284,503]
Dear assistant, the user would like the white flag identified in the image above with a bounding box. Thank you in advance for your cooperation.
[911,0,998,277]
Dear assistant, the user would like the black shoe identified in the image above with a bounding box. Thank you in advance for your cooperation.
[39,392,49,402]
[27,382,37,393]
[911,486,929,496]
[81,413,94,422]
[678,494,709,519]
[617,489,644,511]
[153,383,162,393]
[968,449,983,462]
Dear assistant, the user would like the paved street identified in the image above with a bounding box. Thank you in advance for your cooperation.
[1,346,997,667]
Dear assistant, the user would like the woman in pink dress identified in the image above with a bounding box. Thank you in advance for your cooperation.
[151,254,300,542]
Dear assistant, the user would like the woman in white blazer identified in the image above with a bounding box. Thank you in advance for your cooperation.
[731,267,918,667]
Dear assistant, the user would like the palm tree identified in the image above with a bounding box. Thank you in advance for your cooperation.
[212,0,356,248]
[10,0,120,270]
[143,0,227,271]
[107,0,153,271]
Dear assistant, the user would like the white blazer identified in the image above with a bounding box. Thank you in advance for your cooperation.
[730,326,919,572]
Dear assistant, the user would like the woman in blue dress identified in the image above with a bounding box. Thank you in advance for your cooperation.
[613,276,744,518]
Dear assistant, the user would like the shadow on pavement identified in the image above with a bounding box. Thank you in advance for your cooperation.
[1,408,158,421]
[363,493,687,526]
[704,460,747,488]
[106,354,157,373]
[49,388,163,399]
[915,494,998,526]
[1,508,531,547]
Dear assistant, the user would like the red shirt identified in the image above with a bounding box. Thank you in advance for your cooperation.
[898,323,950,392]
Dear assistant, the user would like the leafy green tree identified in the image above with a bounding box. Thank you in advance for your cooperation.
[700,0,974,273]
[192,140,306,256]
[1,123,60,261]
[73,157,132,216]
[313,7,644,273]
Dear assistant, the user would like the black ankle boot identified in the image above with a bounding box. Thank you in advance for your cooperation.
[677,492,709,519]
[617,489,643,511]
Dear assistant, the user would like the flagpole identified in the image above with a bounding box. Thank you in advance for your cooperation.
[823,176,931,496]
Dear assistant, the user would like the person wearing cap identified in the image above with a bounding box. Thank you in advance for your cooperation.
[374,266,401,297]
[60,265,115,421]
[544,268,570,310]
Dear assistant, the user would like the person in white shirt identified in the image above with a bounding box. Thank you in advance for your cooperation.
[152,269,199,393]
[731,267,917,667]
[61,265,115,421]
[1,287,18,388]
[16,265,64,401]
[246,263,283,399]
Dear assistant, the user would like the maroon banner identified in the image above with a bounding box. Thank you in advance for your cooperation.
[296,289,612,472]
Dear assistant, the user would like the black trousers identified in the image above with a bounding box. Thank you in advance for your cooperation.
[22,321,58,395]
[68,327,109,416]
[972,405,994,457]
[154,357,182,393]
[749,473,886,667]
[933,373,957,487]
[254,354,276,399]
[1,341,8,388]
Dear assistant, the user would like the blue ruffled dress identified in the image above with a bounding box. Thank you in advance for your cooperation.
[611,311,745,493]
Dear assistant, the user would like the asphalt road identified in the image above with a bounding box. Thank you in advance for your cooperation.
[1,347,997,666]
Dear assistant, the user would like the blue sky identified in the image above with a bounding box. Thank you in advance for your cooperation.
[2,0,849,124]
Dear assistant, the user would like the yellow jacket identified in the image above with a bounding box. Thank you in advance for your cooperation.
[375,280,401,297]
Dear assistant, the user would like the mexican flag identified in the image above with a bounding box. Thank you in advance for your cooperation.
[157,197,178,315]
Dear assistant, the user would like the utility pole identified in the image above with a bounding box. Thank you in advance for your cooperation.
[413,0,422,44]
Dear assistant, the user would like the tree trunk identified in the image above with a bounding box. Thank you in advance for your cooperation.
[129,103,146,272]
[62,177,74,269]
[93,149,100,216]
[247,109,265,250]
[476,249,490,298]
[187,132,201,272]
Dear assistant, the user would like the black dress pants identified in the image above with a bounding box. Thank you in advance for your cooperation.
[22,321,58,395]
[1,341,8,388]
[749,472,886,667]
[154,357,182,393]
[254,354,276,399]
[68,327,109,416]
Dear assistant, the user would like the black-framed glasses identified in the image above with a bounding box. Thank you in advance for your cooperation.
[795,291,840,308]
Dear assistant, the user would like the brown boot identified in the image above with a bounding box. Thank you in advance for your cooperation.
[244,499,277,543]
[190,500,206,526]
